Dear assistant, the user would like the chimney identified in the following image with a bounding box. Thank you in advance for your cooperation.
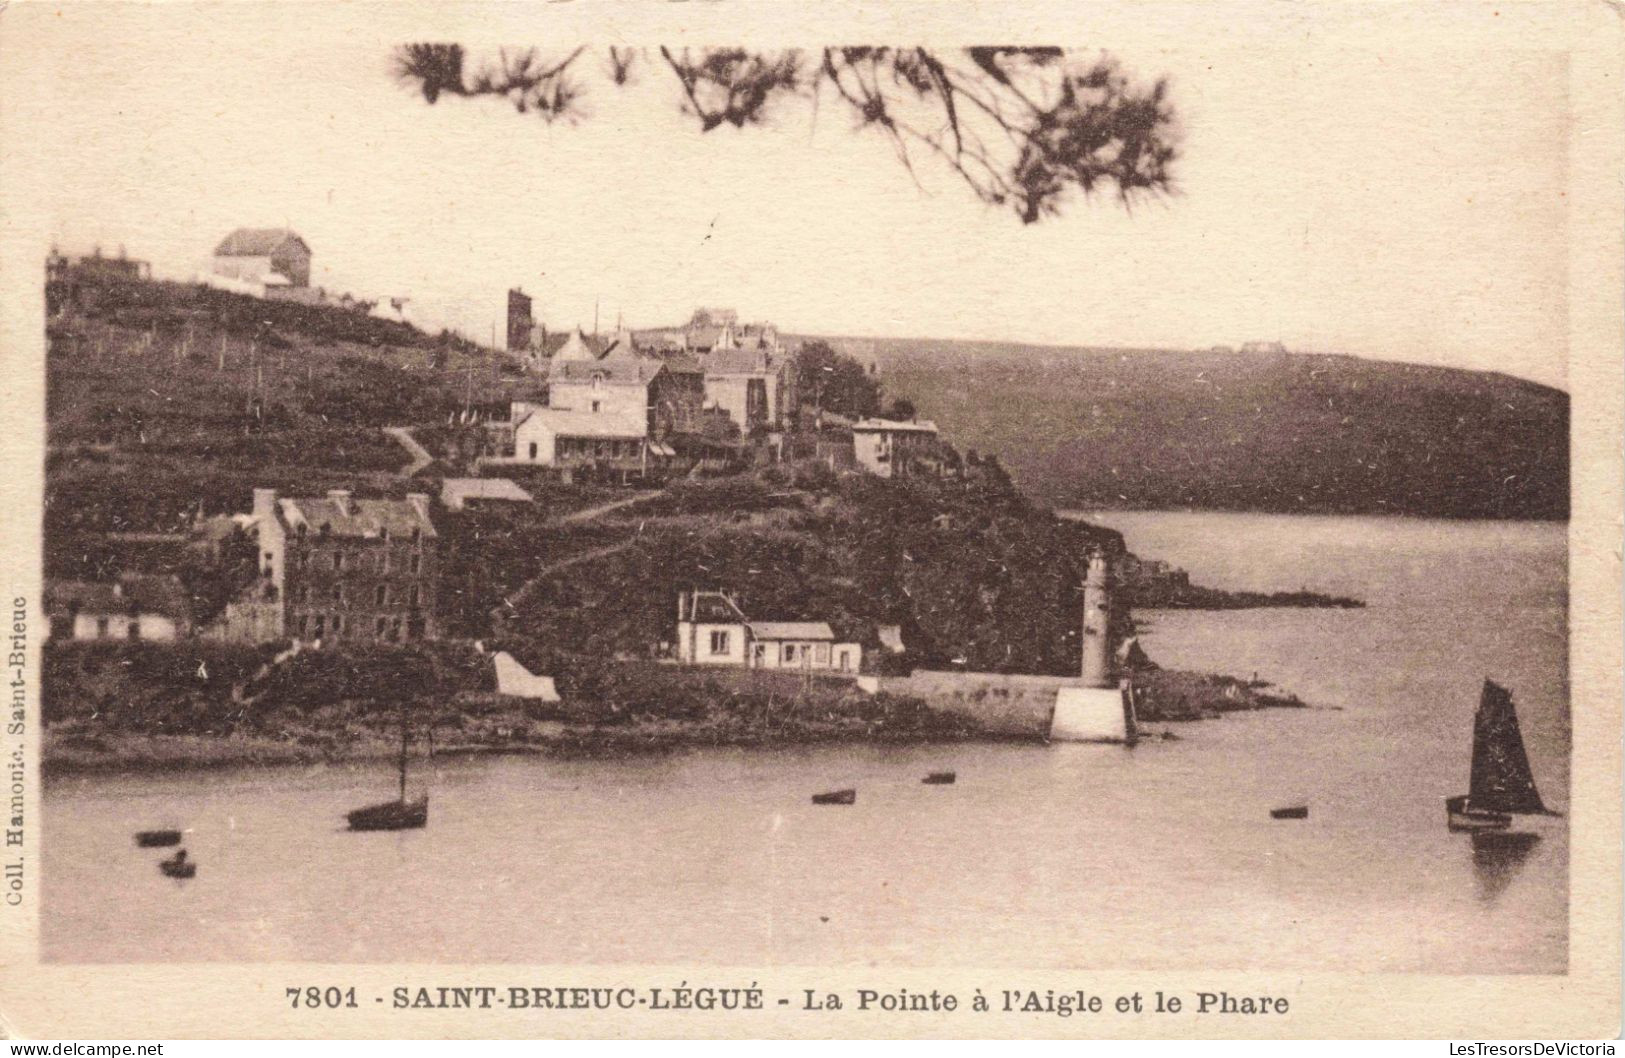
[1080,550,1113,688]
[326,489,352,516]
[405,492,430,520]
[252,487,278,523]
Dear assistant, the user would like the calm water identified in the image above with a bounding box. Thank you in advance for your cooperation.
[44,512,1568,972]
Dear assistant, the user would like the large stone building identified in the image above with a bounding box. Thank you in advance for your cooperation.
[212,228,312,288]
[249,488,439,643]
[545,333,705,439]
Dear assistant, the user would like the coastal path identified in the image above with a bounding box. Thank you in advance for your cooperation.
[383,426,434,476]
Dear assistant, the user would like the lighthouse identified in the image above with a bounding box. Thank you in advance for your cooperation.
[1080,550,1113,688]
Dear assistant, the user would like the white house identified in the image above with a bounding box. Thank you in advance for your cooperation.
[512,406,651,469]
[675,590,862,673]
[211,228,312,288]
[851,418,939,478]
[46,575,193,642]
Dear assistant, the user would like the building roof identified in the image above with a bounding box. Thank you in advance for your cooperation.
[551,330,602,363]
[748,621,835,641]
[515,407,647,439]
[278,495,437,539]
[852,417,939,434]
[441,478,534,505]
[214,228,309,257]
[662,354,706,376]
[549,354,665,386]
[687,591,748,623]
[705,348,773,375]
[46,574,192,620]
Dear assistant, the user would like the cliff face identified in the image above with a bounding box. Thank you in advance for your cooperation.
[854,339,1568,520]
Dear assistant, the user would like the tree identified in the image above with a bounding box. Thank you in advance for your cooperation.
[884,397,917,421]
[393,45,1177,224]
[795,340,881,422]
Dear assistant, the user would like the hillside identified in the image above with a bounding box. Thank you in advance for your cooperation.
[833,338,1568,520]
[44,276,540,571]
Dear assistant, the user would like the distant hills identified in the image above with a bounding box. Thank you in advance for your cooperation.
[830,338,1568,520]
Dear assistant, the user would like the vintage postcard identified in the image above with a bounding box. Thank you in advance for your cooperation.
[0,0,1619,1041]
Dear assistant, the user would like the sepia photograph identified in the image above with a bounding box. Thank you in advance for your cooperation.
[0,0,1619,1041]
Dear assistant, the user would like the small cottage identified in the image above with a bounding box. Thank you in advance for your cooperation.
[674,590,862,673]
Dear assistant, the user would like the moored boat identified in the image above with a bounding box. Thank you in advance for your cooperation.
[346,709,431,832]
[1445,680,1558,832]
[346,796,428,832]
[811,789,856,805]
[135,829,183,848]
[1270,805,1308,820]
[158,849,196,879]
[922,772,956,785]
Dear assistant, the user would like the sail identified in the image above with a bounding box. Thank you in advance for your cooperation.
[1469,679,1548,814]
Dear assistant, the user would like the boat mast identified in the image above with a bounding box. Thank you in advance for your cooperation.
[398,712,409,803]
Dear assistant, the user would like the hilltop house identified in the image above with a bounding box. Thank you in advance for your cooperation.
[46,574,193,642]
[212,228,312,289]
[674,590,862,674]
[213,488,440,644]
[851,418,940,478]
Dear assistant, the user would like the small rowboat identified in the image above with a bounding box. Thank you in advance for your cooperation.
[811,789,856,805]
[346,796,428,832]
[159,850,196,879]
[1270,805,1308,820]
[135,829,183,848]
[922,772,956,785]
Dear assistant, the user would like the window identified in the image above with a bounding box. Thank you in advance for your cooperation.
[591,400,601,413]
[333,614,345,634]
[333,551,344,571]
[375,617,387,638]
[709,630,730,655]
[783,643,797,664]
[375,585,387,606]
[529,442,539,460]
[410,554,421,574]
[380,551,389,573]
[379,527,389,542]
[127,619,140,640]
[752,643,766,666]
[294,615,306,637]
[408,586,420,608]
[263,552,274,575]
[312,615,325,638]
[95,616,109,638]
[814,643,830,665]
[410,528,421,544]
[837,648,853,672]
[331,584,343,604]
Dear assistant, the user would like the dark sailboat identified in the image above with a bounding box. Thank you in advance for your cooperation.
[158,849,196,879]
[346,713,429,832]
[1446,680,1558,832]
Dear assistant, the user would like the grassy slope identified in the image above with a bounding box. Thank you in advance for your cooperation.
[45,278,542,549]
[833,338,1568,520]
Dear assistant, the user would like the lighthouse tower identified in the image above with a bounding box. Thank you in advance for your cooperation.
[1080,550,1113,688]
